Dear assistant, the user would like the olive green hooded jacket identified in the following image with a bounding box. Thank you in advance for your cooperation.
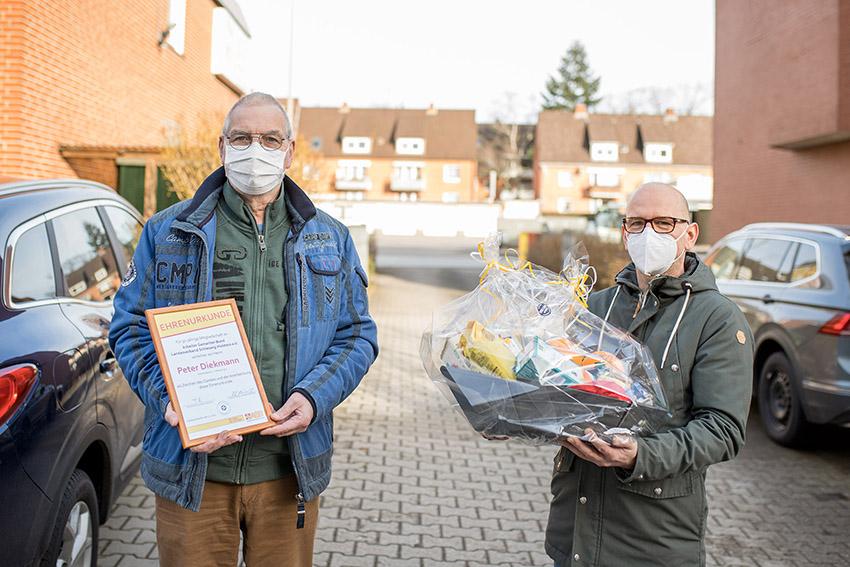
[546,253,754,567]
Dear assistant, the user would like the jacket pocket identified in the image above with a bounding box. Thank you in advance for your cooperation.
[553,446,576,475]
[305,253,342,322]
[617,469,696,499]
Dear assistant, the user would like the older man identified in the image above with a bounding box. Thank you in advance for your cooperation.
[109,92,378,566]
[545,183,753,566]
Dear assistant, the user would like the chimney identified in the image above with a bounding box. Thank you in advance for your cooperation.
[573,103,588,120]
[663,107,678,123]
[339,102,350,114]
[426,103,438,116]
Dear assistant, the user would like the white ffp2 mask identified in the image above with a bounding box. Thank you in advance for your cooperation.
[224,143,286,195]
[626,226,689,276]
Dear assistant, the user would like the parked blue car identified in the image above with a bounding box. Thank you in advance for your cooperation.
[0,179,145,566]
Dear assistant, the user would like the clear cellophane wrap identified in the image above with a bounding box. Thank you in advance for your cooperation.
[420,234,670,445]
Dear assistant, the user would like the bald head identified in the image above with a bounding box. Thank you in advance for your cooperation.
[626,183,690,221]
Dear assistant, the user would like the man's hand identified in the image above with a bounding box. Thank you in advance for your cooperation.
[163,402,243,453]
[260,392,314,438]
[562,428,638,469]
[164,401,179,427]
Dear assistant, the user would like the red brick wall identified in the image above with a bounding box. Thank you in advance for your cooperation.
[0,0,238,182]
[713,0,850,239]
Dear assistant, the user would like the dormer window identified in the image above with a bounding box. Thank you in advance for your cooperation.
[342,137,371,154]
[644,142,673,164]
[395,137,425,155]
[590,142,618,162]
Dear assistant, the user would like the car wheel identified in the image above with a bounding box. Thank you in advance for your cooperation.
[758,351,808,446]
[42,469,99,567]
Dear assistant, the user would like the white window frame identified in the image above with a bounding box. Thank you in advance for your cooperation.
[442,164,461,184]
[590,142,619,162]
[644,142,673,164]
[336,160,371,181]
[396,137,426,155]
[167,0,187,55]
[587,167,622,188]
[342,137,372,155]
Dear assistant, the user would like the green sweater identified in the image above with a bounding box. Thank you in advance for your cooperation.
[206,181,293,484]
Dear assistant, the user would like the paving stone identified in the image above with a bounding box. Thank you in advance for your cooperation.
[97,273,850,567]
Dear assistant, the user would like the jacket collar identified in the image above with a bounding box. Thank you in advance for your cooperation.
[614,252,718,299]
[176,167,317,232]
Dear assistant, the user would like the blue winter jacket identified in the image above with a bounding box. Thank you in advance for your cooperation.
[108,167,378,513]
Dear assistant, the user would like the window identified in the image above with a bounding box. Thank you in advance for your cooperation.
[396,137,425,155]
[590,142,618,162]
[706,238,746,280]
[342,137,371,155]
[52,208,121,302]
[166,0,187,55]
[644,143,673,164]
[643,172,673,184]
[790,243,818,284]
[10,223,56,304]
[588,169,621,188]
[737,238,795,282]
[336,160,370,181]
[310,137,322,150]
[104,206,143,270]
[443,165,461,184]
[557,171,573,188]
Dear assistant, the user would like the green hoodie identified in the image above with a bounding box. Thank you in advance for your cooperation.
[546,253,754,567]
[206,181,293,484]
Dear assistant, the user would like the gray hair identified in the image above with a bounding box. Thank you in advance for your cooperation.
[222,92,293,137]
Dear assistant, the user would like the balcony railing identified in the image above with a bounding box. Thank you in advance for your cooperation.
[335,178,372,191]
[390,178,426,191]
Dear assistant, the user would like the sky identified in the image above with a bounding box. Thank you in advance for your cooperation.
[238,0,715,121]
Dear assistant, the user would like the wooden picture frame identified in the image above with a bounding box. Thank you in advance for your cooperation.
[145,298,275,448]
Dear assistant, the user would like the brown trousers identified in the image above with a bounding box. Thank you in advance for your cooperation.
[155,475,319,567]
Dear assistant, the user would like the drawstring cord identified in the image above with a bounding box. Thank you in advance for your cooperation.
[598,285,622,349]
[660,282,693,369]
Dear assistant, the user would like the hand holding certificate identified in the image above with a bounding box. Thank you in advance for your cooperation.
[146,299,275,449]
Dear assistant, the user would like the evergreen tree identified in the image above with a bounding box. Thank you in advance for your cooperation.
[542,41,602,110]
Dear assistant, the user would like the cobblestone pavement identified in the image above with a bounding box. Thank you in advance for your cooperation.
[98,272,850,567]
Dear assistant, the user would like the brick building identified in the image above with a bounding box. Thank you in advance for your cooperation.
[0,0,251,215]
[713,0,850,239]
[296,105,481,203]
[534,105,713,222]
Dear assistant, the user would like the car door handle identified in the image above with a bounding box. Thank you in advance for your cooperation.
[99,357,118,374]
[762,294,774,304]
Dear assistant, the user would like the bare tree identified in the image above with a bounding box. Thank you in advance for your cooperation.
[479,92,536,199]
[598,82,714,115]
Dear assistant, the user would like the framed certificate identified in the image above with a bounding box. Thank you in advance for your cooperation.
[146,299,275,448]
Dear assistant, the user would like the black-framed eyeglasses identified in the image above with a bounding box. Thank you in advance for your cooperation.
[622,216,690,234]
[225,131,290,151]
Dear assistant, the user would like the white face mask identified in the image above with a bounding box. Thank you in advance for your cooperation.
[224,142,286,195]
[626,226,689,276]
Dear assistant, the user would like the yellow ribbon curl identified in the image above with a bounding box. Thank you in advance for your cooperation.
[476,242,592,309]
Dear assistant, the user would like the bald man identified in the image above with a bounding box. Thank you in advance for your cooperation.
[545,183,753,567]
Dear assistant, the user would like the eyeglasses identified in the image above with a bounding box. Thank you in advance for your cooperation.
[225,132,290,151]
[622,216,690,234]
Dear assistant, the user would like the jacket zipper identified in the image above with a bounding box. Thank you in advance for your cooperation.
[296,252,309,327]
[286,235,307,528]
[234,225,267,484]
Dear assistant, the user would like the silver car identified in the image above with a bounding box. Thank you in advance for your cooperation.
[704,223,850,446]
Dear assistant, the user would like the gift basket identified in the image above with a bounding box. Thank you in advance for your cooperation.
[420,234,670,445]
